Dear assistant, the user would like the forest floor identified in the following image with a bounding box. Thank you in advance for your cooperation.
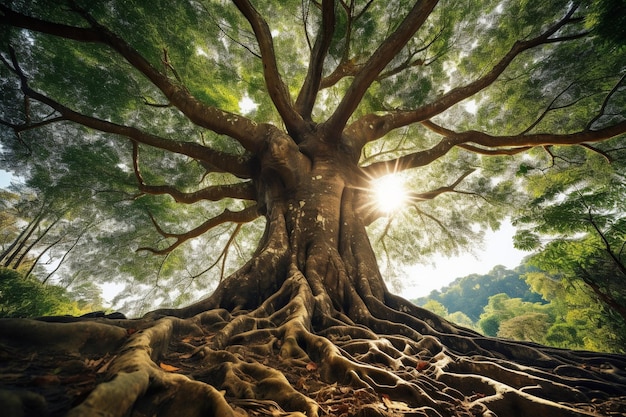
[2,318,626,417]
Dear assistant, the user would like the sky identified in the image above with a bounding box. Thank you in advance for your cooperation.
[0,169,11,188]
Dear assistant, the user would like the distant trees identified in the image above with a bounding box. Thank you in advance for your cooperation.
[0,179,109,317]
[416,262,626,352]
[0,267,102,317]
[414,264,543,322]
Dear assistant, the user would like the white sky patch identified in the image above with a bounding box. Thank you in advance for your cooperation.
[239,95,258,115]
[0,170,12,188]
[99,282,126,304]
[196,46,208,57]
[400,220,527,299]
[464,99,478,114]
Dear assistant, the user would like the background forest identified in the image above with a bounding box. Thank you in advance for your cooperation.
[414,262,626,354]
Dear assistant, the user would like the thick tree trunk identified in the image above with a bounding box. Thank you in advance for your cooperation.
[2,141,626,417]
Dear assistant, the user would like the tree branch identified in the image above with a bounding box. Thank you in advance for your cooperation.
[5,48,254,179]
[295,0,336,121]
[138,205,259,255]
[587,73,626,130]
[408,169,475,201]
[324,0,439,134]
[363,118,626,176]
[132,142,256,202]
[457,144,532,156]
[346,5,587,146]
[231,0,307,137]
[0,4,267,152]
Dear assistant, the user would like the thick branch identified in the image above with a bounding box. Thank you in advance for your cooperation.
[451,122,626,149]
[324,0,439,134]
[138,205,259,255]
[0,4,267,152]
[457,144,532,156]
[5,49,253,178]
[295,0,336,121]
[362,135,462,176]
[363,119,626,175]
[138,182,256,204]
[231,0,307,136]
[346,6,587,146]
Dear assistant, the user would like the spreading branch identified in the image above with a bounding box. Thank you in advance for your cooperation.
[138,205,259,255]
[295,0,336,121]
[3,47,254,179]
[0,4,267,152]
[132,142,256,203]
[231,0,307,137]
[324,0,439,134]
[408,169,475,201]
[587,73,626,130]
[346,5,588,147]
[364,118,626,176]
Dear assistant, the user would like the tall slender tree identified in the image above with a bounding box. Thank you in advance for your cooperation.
[1,1,625,416]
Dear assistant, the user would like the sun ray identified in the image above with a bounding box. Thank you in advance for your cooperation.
[373,174,408,214]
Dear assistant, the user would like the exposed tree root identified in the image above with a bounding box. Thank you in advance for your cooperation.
[1,268,625,417]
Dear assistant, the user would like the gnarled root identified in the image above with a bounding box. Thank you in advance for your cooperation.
[2,267,626,417]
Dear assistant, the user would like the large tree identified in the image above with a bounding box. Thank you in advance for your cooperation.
[1,1,626,416]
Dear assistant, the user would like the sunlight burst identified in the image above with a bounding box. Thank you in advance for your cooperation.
[373,175,408,214]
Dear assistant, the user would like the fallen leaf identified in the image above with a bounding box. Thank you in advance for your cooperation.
[381,393,392,408]
[416,360,429,371]
[159,362,180,372]
[381,394,410,411]
[305,361,318,371]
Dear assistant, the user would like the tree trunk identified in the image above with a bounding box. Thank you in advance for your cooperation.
[1,137,626,417]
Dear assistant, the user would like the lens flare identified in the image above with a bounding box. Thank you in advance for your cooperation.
[373,175,407,214]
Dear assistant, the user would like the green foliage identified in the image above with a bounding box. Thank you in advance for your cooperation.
[511,135,626,352]
[523,271,626,352]
[1,0,624,317]
[477,293,552,339]
[416,261,625,352]
[414,264,543,322]
[584,0,626,45]
[0,267,99,317]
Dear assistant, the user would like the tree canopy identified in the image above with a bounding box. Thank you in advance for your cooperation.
[1,0,625,313]
[1,1,626,417]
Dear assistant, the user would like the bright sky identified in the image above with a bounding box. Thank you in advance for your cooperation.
[398,220,527,299]
[0,170,11,188]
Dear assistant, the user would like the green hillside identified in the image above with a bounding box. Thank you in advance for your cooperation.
[412,264,543,322]
[412,262,625,353]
